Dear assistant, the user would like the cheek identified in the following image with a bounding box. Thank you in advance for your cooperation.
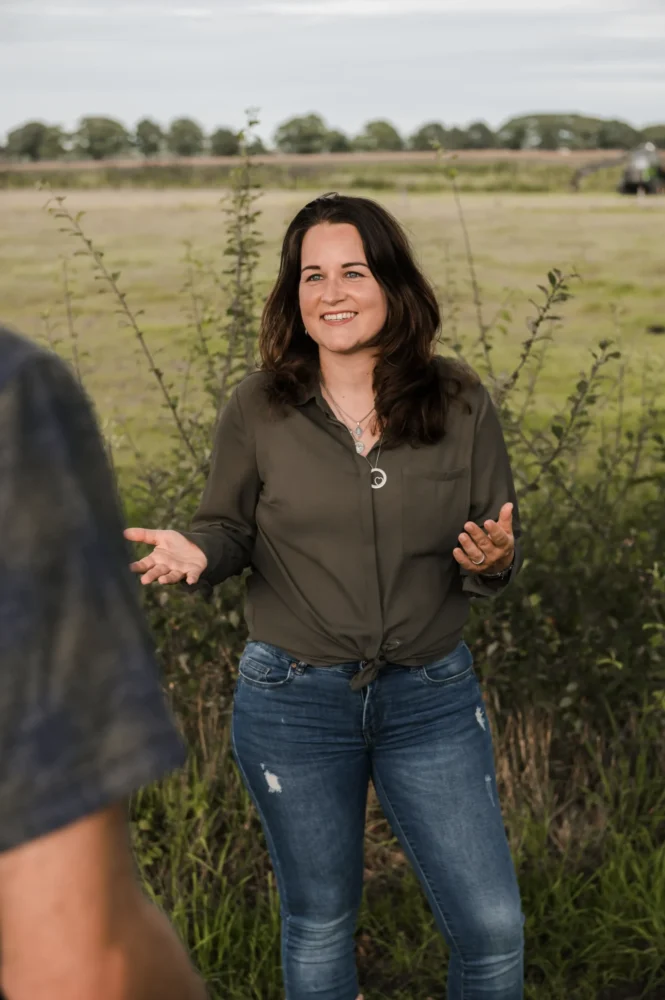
[299,285,315,320]
[364,285,388,322]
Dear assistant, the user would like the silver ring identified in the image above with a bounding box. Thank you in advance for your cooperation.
[471,554,486,566]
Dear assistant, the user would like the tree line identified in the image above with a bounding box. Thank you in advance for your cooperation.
[3,112,665,163]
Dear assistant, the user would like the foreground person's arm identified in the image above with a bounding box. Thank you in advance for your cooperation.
[0,339,206,1000]
[0,804,207,1000]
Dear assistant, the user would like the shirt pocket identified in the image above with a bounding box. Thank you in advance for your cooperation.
[402,466,470,556]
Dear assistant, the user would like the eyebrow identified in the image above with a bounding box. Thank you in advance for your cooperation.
[300,261,369,274]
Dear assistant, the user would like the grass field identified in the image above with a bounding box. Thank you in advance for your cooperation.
[1,186,664,464]
[0,149,631,193]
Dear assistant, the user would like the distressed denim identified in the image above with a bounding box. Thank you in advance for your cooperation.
[232,639,524,1000]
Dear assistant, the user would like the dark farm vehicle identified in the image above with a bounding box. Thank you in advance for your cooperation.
[572,143,665,195]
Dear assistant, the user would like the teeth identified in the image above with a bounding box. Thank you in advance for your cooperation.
[323,312,356,321]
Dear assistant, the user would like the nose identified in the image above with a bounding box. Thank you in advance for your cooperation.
[321,275,346,305]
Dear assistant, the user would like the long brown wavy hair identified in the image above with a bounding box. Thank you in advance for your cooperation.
[259,192,477,446]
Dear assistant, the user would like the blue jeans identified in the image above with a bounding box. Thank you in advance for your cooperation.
[232,640,524,1000]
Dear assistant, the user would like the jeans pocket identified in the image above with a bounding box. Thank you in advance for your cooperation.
[418,642,475,686]
[238,642,297,689]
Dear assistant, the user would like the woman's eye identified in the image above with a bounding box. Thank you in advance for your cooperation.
[304,270,363,282]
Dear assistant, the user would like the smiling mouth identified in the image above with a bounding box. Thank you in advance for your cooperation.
[321,311,358,324]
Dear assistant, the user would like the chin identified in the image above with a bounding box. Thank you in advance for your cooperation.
[317,328,373,355]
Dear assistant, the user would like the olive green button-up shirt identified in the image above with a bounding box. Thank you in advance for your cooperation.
[183,365,522,689]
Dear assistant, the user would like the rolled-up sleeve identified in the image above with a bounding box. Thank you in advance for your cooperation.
[181,383,261,589]
[462,387,523,600]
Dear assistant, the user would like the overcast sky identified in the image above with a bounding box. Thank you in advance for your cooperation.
[2,0,664,143]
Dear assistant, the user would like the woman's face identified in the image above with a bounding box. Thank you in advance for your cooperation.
[299,222,388,356]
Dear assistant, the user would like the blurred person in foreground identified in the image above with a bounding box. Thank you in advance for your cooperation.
[127,193,525,1000]
[0,325,207,1000]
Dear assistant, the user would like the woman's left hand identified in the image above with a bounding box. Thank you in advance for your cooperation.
[453,502,515,575]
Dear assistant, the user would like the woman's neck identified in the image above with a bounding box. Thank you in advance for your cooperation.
[318,349,376,401]
[318,349,381,444]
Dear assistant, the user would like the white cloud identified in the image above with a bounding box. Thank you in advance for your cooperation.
[3,3,214,17]
[600,14,665,38]
[532,61,664,78]
[252,0,619,14]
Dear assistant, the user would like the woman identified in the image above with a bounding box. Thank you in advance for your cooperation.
[126,193,525,1000]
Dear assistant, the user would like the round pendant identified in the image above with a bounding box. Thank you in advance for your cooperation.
[371,468,387,489]
[354,426,363,439]
[355,441,365,454]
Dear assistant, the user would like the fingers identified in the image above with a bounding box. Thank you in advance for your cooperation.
[157,569,188,586]
[129,556,156,574]
[482,521,512,548]
[497,503,514,529]
[124,527,161,546]
[130,557,201,587]
[453,546,479,571]
[462,521,492,551]
[139,563,173,586]
[457,528,486,566]
[456,512,515,574]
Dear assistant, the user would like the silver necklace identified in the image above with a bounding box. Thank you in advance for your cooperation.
[321,382,375,455]
[320,382,388,489]
[363,437,388,490]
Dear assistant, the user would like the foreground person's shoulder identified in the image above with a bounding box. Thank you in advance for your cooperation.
[0,326,58,392]
[0,327,93,433]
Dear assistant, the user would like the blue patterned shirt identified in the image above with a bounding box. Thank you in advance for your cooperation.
[0,327,185,859]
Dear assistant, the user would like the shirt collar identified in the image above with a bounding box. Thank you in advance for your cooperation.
[295,377,322,407]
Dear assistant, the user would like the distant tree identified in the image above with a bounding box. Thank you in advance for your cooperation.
[573,119,602,149]
[642,124,665,149]
[39,126,68,159]
[497,114,608,151]
[324,129,351,153]
[74,116,130,160]
[444,127,470,149]
[353,119,404,152]
[6,121,51,161]
[247,136,268,155]
[167,118,205,157]
[210,127,240,156]
[497,122,528,150]
[466,121,495,149]
[539,125,561,150]
[409,122,447,151]
[597,119,641,149]
[135,118,163,157]
[274,114,329,154]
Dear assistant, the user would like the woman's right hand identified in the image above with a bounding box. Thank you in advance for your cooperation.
[124,528,208,586]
